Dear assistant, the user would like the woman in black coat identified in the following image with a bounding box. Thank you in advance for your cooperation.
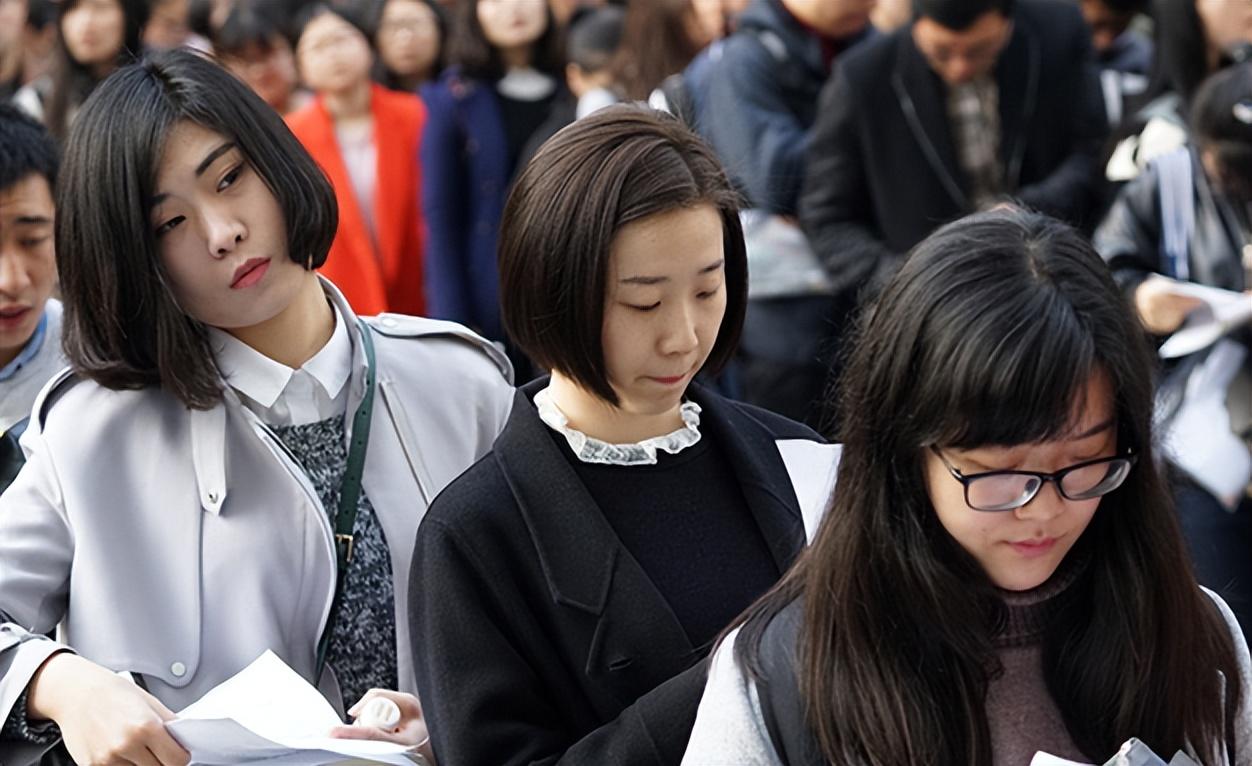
[1095,63,1252,640]
[408,105,837,766]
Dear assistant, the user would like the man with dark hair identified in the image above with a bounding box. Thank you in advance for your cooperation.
[691,0,874,425]
[0,104,63,492]
[1080,0,1152,125]
[799,0,1107,343]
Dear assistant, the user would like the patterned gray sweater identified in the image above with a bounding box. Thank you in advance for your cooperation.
[271,413,399,712]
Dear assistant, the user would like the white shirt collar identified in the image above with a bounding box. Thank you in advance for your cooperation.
[533,384,702,466]
[209,301,352,410]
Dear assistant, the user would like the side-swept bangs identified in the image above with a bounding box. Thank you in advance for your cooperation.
[842,210,1153,456]
[56,48,337,409]
[499,104,746,405]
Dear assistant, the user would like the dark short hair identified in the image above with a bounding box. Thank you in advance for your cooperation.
[1191,63,1252,196]
[567,5,624,73]
[446,0,563,81]
[291,0,375,49]
[56,48,337,409]
[499,104,746,405]
[0,104,58,194]
[913,0,1014,30]
[371,0,448,89]
[213,2,289,59]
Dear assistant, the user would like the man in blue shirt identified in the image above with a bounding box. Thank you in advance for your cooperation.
[0,104,63,491]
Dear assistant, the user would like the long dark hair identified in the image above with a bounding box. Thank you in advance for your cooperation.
[608,0,705,101]
[56,49,337,409]
[733,209,1243,764]
[445,0,562,81]
[46,0,147,141]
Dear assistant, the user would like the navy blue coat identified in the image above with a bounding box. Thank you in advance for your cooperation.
[699,0,870,215]
[420,69,512,342]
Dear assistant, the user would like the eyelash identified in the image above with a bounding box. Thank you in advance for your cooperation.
[626,289,720,312]
[217,164,243,192]
[154,163,245,237]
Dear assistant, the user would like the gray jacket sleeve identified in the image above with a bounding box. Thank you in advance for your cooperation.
[0,419,76,763]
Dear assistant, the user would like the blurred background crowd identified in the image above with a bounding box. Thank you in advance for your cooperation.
[1,0,1251,633]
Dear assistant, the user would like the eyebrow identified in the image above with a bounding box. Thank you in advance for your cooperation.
[1069,417,1116,441]
[148,141,238,210]
[619,258,725,285]
[13,215,52,225]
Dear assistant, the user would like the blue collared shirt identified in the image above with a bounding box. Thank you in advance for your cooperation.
[0,312,47,383]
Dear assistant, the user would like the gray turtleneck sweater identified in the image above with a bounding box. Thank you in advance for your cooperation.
[681,574,1252,765]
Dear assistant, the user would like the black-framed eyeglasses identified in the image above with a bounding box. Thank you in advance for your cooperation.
[931,447,1137,512]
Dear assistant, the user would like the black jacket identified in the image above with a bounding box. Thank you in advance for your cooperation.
[409,379,820,765]
[799,0,1108,299]
[1095,148,1249,298]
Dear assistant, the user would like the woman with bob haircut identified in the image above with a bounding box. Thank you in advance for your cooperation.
[681,208,1252,766]
[0,48,513,765]
[409,104,837,766]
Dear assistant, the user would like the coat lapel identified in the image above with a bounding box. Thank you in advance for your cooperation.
[995,23,1040,188]
[688,385,806,574]
[492,384,697,698]
[893,31,969,208]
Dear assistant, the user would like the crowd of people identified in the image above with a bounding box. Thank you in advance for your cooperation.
[0,0,1251,764]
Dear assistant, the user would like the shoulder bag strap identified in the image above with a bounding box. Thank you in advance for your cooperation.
[316,318,378,674]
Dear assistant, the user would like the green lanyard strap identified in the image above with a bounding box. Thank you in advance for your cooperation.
[316,317,377,675]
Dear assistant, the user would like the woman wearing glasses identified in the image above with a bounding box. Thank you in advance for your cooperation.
[682,208,1252,765]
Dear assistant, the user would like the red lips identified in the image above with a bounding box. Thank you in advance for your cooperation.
[231,258,271,289]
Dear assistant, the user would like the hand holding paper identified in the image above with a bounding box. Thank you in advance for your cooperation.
[165,650,421,765]
[330,689,432,762]
[1147,277,1252,359]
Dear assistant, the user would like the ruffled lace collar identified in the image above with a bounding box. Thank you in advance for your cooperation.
[534,385,702,466]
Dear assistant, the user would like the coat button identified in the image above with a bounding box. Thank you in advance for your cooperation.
[170,662,186,677]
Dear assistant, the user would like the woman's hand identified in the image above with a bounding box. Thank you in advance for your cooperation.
[26,652,190,766]
[329,688,433,761]
[1134,276,1204,335]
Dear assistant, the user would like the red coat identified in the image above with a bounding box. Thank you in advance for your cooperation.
[287,84,427,316]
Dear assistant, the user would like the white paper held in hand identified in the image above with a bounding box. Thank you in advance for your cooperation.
[165,650,419,765]
[1155,278,1252,359]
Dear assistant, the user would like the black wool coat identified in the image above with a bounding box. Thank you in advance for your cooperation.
[409,379,821,765]
[798,0,1109,300]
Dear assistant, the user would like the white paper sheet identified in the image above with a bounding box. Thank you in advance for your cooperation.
[1160,339,1252,508]
[1156,279,1252,359]
[166,651,418,765]
[1033,737,1199,766]
[776,441,842,543]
